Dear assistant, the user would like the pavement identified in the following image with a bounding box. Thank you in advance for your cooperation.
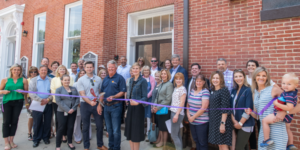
[0,109,194,150]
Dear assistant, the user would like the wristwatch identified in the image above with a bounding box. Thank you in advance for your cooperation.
[239,122,243,126]
[221,121,225,125]
[287,111,289,115]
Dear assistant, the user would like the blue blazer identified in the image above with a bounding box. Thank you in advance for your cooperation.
[170,65,188,88]
[230,85,255,127]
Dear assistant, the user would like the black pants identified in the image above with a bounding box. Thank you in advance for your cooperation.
[56,111,77,147]
[32,104,52,142]
[53,103,67,136]
[2,100,23,138]
[249,120,261,149]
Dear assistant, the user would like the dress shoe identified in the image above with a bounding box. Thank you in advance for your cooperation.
[33,142,39,148]
[191,148,196,150]
[97,145,108,150]
[68,144,76,150]
[44,139,50,145]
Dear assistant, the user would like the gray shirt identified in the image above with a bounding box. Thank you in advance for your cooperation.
[77,74,102,102]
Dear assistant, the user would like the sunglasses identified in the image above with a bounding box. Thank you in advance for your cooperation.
[30,71,37,73]
[151,60,157,62]
[90,79,94,86]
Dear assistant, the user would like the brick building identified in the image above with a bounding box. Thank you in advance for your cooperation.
[0,0,300,147]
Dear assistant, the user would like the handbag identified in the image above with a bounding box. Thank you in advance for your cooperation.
[148,114,159,142]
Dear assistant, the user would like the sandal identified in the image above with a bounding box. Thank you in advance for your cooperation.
[4,143,11,150]
[28,133,33,141]
[9,142,17,148]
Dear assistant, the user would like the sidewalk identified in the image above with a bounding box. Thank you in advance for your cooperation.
[0,109,192,150]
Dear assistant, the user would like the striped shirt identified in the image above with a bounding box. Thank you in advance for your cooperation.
[223,69,233,92]
[188,88,210,125]
[274,89,298,121]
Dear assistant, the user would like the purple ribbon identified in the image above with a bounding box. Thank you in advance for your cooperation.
[251,97,277,115]
[15,90,274,114]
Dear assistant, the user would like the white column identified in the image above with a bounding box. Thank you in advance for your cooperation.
[12,12,23,64]
[0,18,5,80]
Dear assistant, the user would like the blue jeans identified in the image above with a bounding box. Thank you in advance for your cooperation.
[190,122,209,150]
[80,102,104,149]
[104,102,123,150]
[32,104,52,142]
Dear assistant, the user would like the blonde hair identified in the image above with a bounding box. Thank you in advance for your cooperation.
[132,62,141,69]
[173,72,185,87]
[55,65,69,77]
[97,69,107,77]
[9,64,23,78]
[161,69,171,82]
[141,65,151,76]
[283,73,299,84]
[251,67,271,93]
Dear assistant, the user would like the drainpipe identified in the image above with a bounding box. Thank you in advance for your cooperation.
[183,0,189,70]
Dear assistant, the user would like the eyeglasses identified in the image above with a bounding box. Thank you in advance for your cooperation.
[151,60,157,62]
[234,69,243,72]
[30,71,37,74]
[90,79,94,86]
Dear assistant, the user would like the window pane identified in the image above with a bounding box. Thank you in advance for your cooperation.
[145,18,152,34]
[68,39,81,68]
[170,14,173,31]
[37,16,46,42]
[138,44,152,66]
[161,15,169,32]
[159,42,172,65]
[68,5,82,37]
[138,19,144,35]
[37,44,44,68]
[153,16,160,33]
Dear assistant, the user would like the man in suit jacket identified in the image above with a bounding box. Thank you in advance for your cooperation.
[150,57,161,78]
[169,54,188,88]
[187,63,210,96]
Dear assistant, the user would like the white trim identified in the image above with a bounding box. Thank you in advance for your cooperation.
[62,0,82,68]
[32,12,46,67]
[0,4,25,17]
[127,5,174,65]
[21,56,28,76]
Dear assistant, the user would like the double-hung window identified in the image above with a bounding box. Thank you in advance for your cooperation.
[63,1,82,68]
[32,13,46,68]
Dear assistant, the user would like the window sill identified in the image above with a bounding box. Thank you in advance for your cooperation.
[261,5,300,21]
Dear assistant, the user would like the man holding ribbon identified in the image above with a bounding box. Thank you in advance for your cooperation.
[77,61,108,150]
[100,60,126,150]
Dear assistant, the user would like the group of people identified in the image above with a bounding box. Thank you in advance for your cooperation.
[0,54,299,150]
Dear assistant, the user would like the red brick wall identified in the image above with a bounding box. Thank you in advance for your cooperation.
[0,0,24,10]
[189,0,300,146]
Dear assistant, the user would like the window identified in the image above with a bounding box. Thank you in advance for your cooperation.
[63,1,82,68]
[261,0,300,21]
[138,14,174,35]
[32,13,46,68]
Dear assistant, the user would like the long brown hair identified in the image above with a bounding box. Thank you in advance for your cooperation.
[233,69,250,90]
[210,71,226,91]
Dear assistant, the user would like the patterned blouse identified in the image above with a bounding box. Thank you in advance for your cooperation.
[188,88,210,125]
[170,86,187,115]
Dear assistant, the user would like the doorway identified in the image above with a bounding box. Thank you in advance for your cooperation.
[135,39,172,68]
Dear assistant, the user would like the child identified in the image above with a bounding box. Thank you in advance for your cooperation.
[260,73,299,149]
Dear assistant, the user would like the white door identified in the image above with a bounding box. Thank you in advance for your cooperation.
[6,41,16,77]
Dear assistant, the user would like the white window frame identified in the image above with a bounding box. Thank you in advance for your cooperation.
[32,12,46,67]
[127,5,174,65]
[62,0,82,68]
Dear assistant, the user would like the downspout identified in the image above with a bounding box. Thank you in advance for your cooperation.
[183,0,189,70]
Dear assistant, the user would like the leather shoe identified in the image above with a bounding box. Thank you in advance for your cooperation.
[33,142,39,148]
[44,139,50,145]
[97,145,108,150]
[191,148,196,150]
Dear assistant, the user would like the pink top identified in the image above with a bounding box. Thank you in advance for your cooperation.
[143,75,155,98]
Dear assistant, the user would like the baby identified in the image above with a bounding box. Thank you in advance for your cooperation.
[260,73,299,149]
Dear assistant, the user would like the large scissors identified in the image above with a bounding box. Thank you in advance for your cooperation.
[90,88,105,107]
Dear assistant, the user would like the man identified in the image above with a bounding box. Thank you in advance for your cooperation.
[69,63,78,80]
[216,58,233,92]
[29,65,53,148]
[41,57,54,78]
[77,59,85,73]
[188,63,210,96]
[116,56,131,81]
[170,54,188,88]
[150,57,161,78]
[100,60,126,150]
[77,61,108,150]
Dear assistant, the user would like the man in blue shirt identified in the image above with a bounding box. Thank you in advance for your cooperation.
[40,57,54,78]
[28,65,53,147]
[100,60,126,150]
[170,54,189,88]
[116,56,131,81]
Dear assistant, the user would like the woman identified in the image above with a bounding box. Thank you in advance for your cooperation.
[73,70,92,144]
[125,68,133,99]
[142,66,155,140]
[137,57,145,68]
[0,64,29,150]
[124,63,148,150]
[246,67,286,150]
[170,73,187,150]
[230,69,255,150]
[98,69,107,80]
[55,75,79,150]
[151,71,162,144]
[187,74,210,150]
[50,61,60,77]
[152,69,174,148]
[164,59,172,70]
[27,66,39,141]
[51,65,74,142]
[208,71,232,150]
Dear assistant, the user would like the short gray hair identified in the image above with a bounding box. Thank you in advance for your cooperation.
[217,58,227,64]
[78,58,85,63]
[107,60,118,68]
[141,65,151,75]
[171,54,180,61]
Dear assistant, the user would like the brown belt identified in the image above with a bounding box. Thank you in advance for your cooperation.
[104,101,121,106]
